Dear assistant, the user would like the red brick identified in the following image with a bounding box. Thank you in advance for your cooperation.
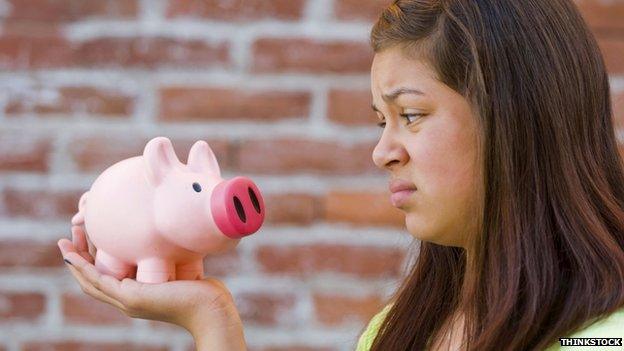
[575,0,624,31]
[5,0,138,22]
[0,239,64,268]
[328,89,377,126]
[0,134,52,172]
[236,291,296,326]
[249,347,336,351]
[158,87,310,122]
[166,0,305,21]
[256,244,405,278]
[0,291,46,321]
[226,345,338,351]
[263,193,321,225]
[62,292,131,325]
[74,37,230,68]
[596,36,624,74]
[1,21,62,37]
[69,135,149,172]
[236,139,380,175]
[148,320,185,331]
[5,87,135,116]
[196,344,325,351]
[313,293,384,326]
[3,188,81,220]
[22,342,168,351]
[202,249,242,277]
[0,34,229,69]
[324,191,404,227]
[0,34,73,69]
[252,38,373,74]
[334,0,388,21]
[69,135,230,172]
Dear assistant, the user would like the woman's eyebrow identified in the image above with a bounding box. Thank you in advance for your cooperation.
[371,87,425,111]
[383,87,425,102]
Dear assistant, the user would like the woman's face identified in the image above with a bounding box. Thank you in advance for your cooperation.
[371,45,483,248]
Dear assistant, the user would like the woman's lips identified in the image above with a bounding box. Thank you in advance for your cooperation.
[390,189,415,207]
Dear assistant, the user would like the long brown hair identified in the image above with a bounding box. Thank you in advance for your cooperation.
[369,0,624,350]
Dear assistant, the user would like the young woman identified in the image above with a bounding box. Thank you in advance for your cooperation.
[58,0,624,350]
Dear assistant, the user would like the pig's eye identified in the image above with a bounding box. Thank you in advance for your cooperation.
[192,183,202,192]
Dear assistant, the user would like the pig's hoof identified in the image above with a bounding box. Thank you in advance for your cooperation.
[136,271,174,283]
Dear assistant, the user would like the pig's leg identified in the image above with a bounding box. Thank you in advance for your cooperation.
[95,250,134,280]
[176,260,204,280]
[136,258,175,283]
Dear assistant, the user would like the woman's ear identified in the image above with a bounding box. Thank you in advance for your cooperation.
[187,140,222,177]
[143,137,183,186]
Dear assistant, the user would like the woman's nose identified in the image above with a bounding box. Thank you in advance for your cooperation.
[372,130,409,171]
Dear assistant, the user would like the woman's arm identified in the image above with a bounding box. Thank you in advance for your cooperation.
[193,323,247,351]
[189,295,248,351]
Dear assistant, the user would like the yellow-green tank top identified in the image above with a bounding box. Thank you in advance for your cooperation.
[356,304,624,350]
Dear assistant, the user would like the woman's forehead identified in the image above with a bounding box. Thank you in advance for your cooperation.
[371,49,439,94]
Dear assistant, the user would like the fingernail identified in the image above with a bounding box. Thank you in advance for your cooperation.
[64,258,73,266]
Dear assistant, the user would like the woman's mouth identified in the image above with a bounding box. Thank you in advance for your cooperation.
[390,189,416,207]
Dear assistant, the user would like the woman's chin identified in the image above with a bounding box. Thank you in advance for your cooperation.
[404,212,430,240]
[405,214,462,247]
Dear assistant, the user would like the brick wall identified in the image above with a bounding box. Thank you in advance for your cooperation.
[0,1,622,351]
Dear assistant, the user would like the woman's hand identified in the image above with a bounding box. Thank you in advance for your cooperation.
[57,226,247,350]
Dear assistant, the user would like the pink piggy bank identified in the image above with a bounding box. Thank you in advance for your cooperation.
[70,136,265,283]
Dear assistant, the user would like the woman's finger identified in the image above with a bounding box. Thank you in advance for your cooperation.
[65,252,120,300]
[84,229,97,258]
[71,226,95,264]
[71,225,88,252]
[63,251,134,307]
[58,244,126,312]
[64,261,126,311]
[60,237,140,305]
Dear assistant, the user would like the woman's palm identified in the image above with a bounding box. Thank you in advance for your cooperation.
[57,226,238,333]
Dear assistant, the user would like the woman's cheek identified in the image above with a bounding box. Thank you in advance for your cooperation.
[410,128,475,211]
[409,131,453,195]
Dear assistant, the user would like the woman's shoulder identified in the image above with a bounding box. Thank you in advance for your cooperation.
[545,305,624,350]
[356,303,393,351]
[570,306,624,337]
[357,304,624,351]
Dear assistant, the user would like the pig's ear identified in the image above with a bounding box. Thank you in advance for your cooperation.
[187,140,221,177]
[143,137,183,186]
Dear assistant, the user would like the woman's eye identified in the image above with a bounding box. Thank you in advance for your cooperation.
[376,114,425,128]
[401,113,425,124]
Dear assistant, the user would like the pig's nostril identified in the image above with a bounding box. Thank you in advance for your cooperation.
[248,187,261,214]
[233,196,247,223]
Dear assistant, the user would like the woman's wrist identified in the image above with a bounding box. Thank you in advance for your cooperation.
[191,318,247,351]
[193,325,247,351]
[188,303,247,351]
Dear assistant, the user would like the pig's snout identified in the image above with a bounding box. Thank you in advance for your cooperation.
[211,176,265,239]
